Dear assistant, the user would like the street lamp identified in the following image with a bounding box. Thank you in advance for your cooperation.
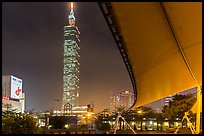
[138,110,142,114]
[87,112,91,119]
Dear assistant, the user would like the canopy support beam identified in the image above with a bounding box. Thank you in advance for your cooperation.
[196,86,201,134]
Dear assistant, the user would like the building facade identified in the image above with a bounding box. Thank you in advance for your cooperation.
[111,90,134,111]
[2,75,25,113]
[163,95,173,106]
[62,2,80,111]
[162,93,179,106]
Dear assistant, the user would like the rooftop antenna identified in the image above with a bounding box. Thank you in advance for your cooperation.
[69,2,75,26]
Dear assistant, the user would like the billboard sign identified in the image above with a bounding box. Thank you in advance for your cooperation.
[10,75,22,99]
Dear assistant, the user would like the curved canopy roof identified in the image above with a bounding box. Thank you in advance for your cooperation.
[99,2,202,109]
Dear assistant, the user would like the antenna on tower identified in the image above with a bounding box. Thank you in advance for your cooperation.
[71,2,74,10]
[68,2,75,26]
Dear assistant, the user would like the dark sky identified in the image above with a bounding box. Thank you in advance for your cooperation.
[2,2,133,113]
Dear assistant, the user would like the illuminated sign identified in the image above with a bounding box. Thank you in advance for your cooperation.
[2,96,10,100]
[10,76,22,99]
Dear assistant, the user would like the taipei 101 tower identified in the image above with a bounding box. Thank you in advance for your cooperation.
[62,2,80,111]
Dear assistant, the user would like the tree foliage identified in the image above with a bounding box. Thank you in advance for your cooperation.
[95,108,110,130]
[49,116,67,129]
[162,93,196,120]
[2,104,40,134]
[2,113,40,134]
[136,106,156,119]
[100,123,111,130]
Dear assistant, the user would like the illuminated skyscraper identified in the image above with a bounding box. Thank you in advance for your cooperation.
[62,2,80,111]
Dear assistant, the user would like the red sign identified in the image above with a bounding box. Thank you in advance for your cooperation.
[2,96,10,100]
[15,87,21,96]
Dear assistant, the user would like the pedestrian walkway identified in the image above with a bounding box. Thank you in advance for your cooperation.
[111,130,169,134]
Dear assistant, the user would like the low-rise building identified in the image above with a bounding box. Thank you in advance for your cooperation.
[2,75,25,113]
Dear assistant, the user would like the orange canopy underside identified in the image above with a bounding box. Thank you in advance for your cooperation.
[109,2,202,108]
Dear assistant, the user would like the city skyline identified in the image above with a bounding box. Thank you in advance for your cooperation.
[2,2,133,113]
[2,2,197,113]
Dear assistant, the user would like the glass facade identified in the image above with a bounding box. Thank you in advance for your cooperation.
[62,5,80,110]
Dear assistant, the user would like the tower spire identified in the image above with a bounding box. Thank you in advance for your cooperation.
[69,2,75,26]
[71,2,74,12]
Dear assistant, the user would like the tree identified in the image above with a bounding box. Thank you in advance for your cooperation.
[95,109,111,130]
[2,113,40,134]
[162,93,196,120]
[2,104,40,134]
[137,106,156,119]
[49,116,68,129]
[100,123,111,130]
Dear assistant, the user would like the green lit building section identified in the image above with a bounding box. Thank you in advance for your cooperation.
[62,4,80,110]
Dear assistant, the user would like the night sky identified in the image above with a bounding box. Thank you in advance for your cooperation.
[2,2,133,113]
[3,2,196,113]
